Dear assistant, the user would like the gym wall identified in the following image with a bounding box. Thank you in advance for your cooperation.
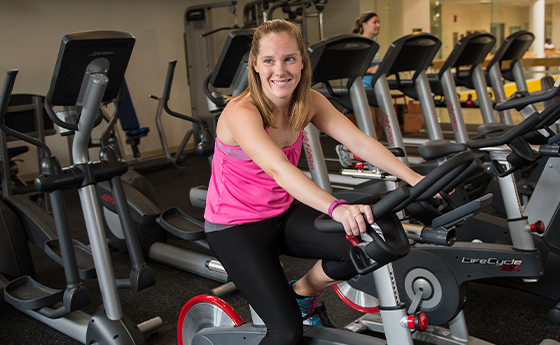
[0,0,368,178]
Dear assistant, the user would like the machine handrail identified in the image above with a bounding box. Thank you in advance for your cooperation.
[0,70,52,157]
[468,96,560,149]
[495,79,560,111]
[162,60,206,130]
[161,60,214,157]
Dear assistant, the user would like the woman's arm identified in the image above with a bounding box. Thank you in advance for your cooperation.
[310,91,422,186]
[218,97,373,237]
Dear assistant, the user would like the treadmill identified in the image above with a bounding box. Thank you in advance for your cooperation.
[428,31,497,140]
[301,33,386,196]
[486,30,535,125]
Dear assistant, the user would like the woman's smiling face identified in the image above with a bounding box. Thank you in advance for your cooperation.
[253,32,303,105]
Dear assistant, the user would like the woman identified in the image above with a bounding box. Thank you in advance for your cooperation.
[353,12,381,87]
[337,12,384,166]
[204,19,422,345]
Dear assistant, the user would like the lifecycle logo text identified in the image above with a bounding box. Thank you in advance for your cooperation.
[461,257,522,271]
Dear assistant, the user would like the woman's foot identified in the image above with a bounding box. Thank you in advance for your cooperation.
[289,280,334,327]
[335,144,353,168]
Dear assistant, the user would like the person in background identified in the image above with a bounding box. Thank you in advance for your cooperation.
[204,19,423,345]
[337,11,384,168]
[545,38,555,50]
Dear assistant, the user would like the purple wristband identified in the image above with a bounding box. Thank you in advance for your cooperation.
[328,199,349,218]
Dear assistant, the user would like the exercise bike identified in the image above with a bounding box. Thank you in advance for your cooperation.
[456,84,560,322]
[336,81,560,344]
[177,150,493,345]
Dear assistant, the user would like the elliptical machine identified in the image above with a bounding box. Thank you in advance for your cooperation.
[96,60,228,289]
[1,31,161,344]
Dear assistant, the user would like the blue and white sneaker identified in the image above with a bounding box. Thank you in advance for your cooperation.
[306,302,335,328]
[289,280,334,327]
[335,144,353,168]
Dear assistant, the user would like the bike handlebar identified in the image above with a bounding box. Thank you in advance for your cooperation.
[495,77,560,111]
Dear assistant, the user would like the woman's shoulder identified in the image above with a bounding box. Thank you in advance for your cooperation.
[304,90,332,124]
[309,89,330,111]
[223,94,259,117]
[220,94,264,129]
[217,94,265,146]
[309,89,325,105]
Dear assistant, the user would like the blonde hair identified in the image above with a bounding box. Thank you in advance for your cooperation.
[353,12,378,35]
[232,19,311,130]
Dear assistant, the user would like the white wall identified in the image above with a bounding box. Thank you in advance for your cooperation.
[402,0,430,34]
[374,0,402,54]
[440,3,492,57]
[371,0,429,57]
[322,0,360,39]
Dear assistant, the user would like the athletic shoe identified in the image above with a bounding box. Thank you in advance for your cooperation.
[289,280,334,327]
[335,144,353,168]
[307,303,335,328]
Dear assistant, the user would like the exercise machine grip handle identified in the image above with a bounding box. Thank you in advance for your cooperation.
[0,69,18,117]
[162,60,177,102]
[161,60,207,131]
[495,85,560,111]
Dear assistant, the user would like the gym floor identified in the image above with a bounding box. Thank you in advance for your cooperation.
[1,109,559,344]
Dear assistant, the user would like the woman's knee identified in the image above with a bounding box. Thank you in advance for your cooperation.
[322,256,358,281]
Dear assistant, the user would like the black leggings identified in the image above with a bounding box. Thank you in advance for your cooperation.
[205,202,357,345]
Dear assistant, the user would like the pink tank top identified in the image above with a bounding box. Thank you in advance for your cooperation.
[204,129,303,225]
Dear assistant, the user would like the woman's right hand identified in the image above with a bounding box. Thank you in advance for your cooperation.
[367,65,379,75]
[331,204,374,238]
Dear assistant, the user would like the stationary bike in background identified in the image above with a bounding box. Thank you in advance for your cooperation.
[178,150,489,345]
